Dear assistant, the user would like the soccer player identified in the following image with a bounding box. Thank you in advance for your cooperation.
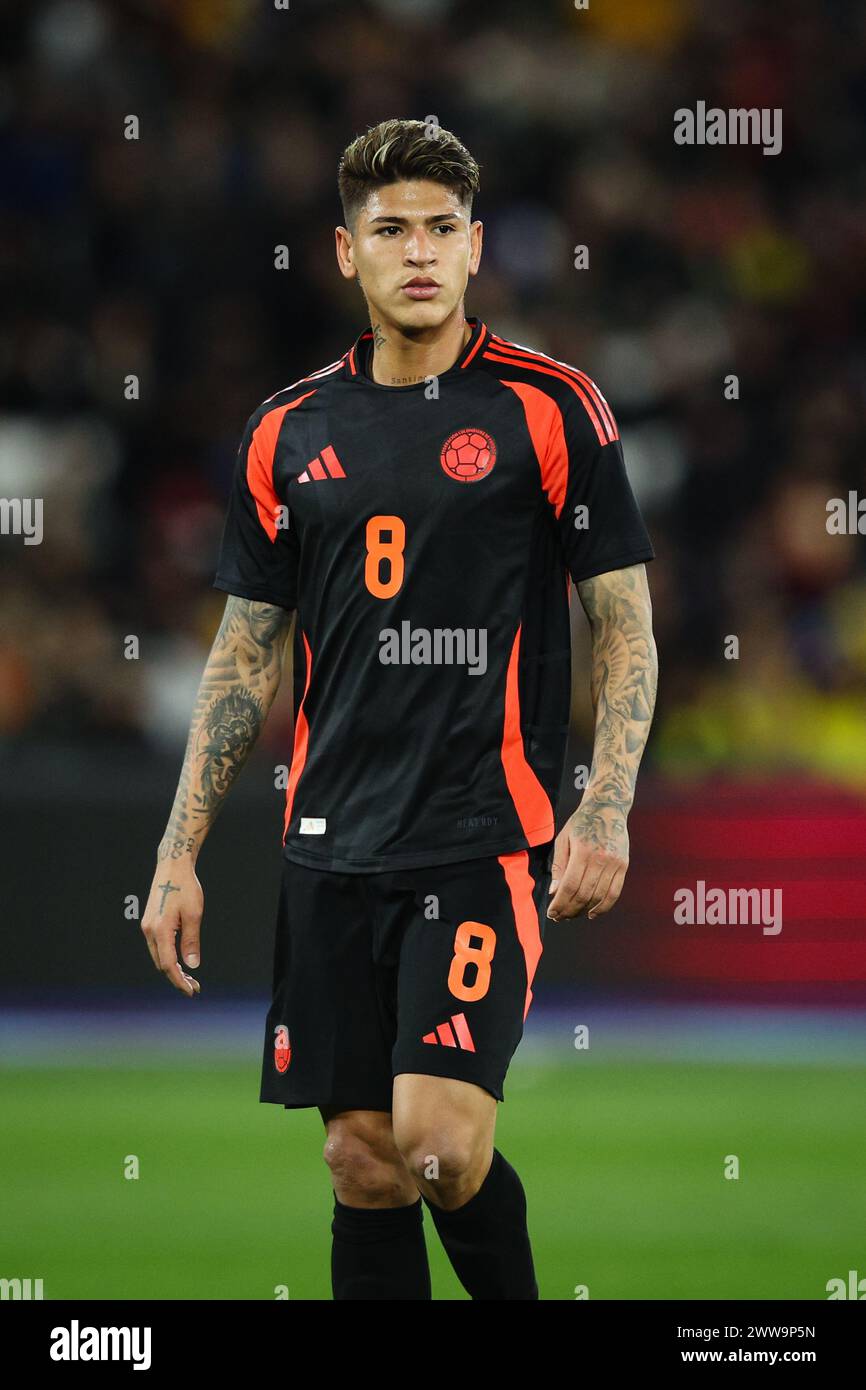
[141,117,658,1300]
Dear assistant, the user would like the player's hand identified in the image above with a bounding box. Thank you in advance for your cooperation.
[547,801,629,922]
[141,861,203,997]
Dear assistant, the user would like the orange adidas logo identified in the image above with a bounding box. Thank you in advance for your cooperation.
[297,444,346,484]
[422,1012,476,1051]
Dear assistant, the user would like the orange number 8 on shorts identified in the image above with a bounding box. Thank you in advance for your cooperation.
[447,920,496,1002]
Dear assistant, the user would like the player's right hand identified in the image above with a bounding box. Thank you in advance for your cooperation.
[141,862,203,998]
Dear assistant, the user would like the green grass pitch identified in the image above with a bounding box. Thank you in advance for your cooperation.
[2,1059,862,1300]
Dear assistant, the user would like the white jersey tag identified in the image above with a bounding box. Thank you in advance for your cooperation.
[299,817,327,835]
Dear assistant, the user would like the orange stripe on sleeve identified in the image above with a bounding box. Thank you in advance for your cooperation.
[501,379,569,519]
[573,369,618,440]
[483,349,609,446]
[487,337,618,443]
[498,850,544,1022]
[247,392,316,540]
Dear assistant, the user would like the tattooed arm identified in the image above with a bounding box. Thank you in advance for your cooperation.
[547,563,657,922]
[141,596,294,995]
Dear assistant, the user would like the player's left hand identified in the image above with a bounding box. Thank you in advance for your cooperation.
[547,802,629,922]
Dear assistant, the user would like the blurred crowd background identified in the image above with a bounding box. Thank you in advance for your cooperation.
[1,0,865,784]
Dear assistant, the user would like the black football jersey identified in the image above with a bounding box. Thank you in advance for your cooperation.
[213,316,654,872]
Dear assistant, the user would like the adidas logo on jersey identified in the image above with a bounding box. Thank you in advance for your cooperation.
[422,1012,476,1051]
[297,445,345,484]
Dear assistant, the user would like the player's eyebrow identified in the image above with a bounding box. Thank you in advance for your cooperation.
[368,213,460,224]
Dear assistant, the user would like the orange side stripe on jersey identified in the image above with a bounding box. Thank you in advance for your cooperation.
[248,393,316,540]
[482,349,609,447]
[501,624,555,841]
[283,630,313,841]
[500,379,569,519]
[320,445,345,477]
[488,336,619,441]
[498,850,544,1022]
[308,457,326,480]
[436,1022,458,1047]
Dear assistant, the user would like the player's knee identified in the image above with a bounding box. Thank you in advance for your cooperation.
[322,1117,406,1203]
[397,1128,477,1191]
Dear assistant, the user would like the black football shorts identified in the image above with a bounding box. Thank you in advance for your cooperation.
[259,843,554,1112]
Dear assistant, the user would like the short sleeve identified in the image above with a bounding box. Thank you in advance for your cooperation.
[213,407,299,610]
[547,382,655,583]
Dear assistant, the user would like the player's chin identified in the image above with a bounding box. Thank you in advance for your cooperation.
[393,294,456,331]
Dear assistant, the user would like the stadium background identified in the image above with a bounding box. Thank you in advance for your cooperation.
[1,0,864,1299]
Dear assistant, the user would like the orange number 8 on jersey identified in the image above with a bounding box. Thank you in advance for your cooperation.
[365,515,406,598]
[447,920,496,1002]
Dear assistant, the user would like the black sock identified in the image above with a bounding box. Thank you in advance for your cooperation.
[423,1148,539,1300]
[330,1195,431,1300]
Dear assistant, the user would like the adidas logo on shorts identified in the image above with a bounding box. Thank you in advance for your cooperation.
[422,1012,475,1051]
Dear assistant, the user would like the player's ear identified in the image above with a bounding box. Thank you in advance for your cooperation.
[468,219,483,275]
[335,225,357,279]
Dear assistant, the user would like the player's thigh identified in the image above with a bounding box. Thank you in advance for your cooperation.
[391,1073,497,1178]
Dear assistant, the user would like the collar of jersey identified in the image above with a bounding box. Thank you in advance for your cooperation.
[343,316,489,388]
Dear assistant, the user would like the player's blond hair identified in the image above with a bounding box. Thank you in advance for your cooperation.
[337,118,480,230]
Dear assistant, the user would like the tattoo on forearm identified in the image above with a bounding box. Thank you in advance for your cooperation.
[199,688,265,801]
[157,597,292,862]
[157,836,196,863]
[576,564,657,834]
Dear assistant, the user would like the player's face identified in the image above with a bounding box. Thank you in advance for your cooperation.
[336,179,482,332]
